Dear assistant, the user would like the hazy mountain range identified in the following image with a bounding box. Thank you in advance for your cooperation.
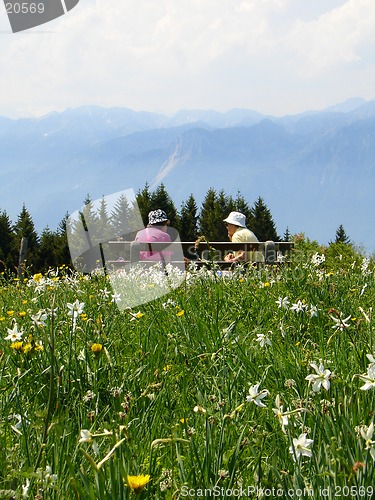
[0,97,374,252]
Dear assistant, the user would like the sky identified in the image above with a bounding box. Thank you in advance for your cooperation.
[0,0,374,119]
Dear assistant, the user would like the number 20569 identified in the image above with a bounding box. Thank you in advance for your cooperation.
[5,3,45,14]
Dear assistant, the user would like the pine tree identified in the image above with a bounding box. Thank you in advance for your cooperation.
[13,204,40,271]
[110,192,133,238]
[0,210,16,271]
[136,183,153,226]
[55,212,72,267]
[334,224,350,245]
[37,226,60,272]
[198,188,231,241]
[180,194,199,240]
[283,227,291,242]
[233,191,252,223]
[250,197,279,241]
[150,183,180,230]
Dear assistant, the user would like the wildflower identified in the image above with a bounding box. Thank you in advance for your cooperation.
[193,405,206,414]
[305,363,331,392]
[309,305,319,318]
[358,365,375,391]
[79,429,93,443]
[289,433,313,461]
[130,311,144,321]
[18,311,26,317]
[330,313,351,330]
[255,332,272,347]
[291,300,307,313]
[22,343,33,354]
[31,310,48,327]
[4,324,23,342]
[83,390,96,402]
[177,309,185,317]
[246,384,269,407]
[276,296,290,309]
[127,474,151,492]
[111,292,122,303]
[360,422,375,461]
[22,478,30,498]
[311,253,325,266]
[10,341,24,351]
[272,395,289,432]
[67,299,85,318]
[91,343,103,354]
[33,273,43,282]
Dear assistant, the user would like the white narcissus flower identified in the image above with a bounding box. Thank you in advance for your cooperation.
[272,395,289,432]
[246,384,269,408]
[330,313,351,330]
[276,296,289,309]
[4,323,23,342]
[305,363,331,392]
[255,333,272,347]
[359,364,375,391]
[79,429,93,443]
[67,299,85,317]
[360,422,375,461]
[290,300,307,313]
[289,433,313,461]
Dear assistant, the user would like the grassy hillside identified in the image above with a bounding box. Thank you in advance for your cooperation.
[0,247,374,498]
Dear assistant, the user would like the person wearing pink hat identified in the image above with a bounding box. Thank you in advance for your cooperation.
[223,211,260,263]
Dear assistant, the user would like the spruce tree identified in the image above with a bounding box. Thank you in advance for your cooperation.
[180,194,199,240]
[334,224,350,245]
[13,204,40,271]
[136,183,153,226]
[0,210,16,271]
[37,226,60,272]
[198,188,231,241]
[55,213,72,267]
[150,183,180,231]
[283,227,291,242]
[250,197,279,241]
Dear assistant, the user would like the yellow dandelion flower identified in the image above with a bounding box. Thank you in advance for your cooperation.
[91,343,103,354]
[34,344,44,352]
[127,474,151,492]
[177,310,185,317]
[18,311,27,317]
[263,282,271,287]
[180,418,188,424]
[22,300,28,305]
[0,317,5,321]
[80,313,88,321]
[163,364,172,372]
[11,342,23,351]
[7,310,14,316]
[33,273,43,282]
[22,343,32,354]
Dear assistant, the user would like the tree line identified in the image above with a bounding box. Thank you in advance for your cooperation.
[0,183,287,274]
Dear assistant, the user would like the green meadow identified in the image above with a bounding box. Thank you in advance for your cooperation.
[0,241,374,499]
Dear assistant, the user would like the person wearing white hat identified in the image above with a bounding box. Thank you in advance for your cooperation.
[223,211,260,263]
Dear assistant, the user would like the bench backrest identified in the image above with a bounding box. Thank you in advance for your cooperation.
[107,240,294,265]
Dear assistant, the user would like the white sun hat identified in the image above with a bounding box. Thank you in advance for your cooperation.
[223,211,246,228]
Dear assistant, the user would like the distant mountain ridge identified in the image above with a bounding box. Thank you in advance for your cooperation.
[0,98,374,251]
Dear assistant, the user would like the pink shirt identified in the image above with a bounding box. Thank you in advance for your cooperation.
[135,226,172,261]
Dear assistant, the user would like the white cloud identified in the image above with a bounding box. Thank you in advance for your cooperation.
[0,0,373,117]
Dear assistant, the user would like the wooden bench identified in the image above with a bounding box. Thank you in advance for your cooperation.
[105,240,294,270]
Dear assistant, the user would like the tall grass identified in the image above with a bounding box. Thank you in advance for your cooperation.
[0,250,374,499]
